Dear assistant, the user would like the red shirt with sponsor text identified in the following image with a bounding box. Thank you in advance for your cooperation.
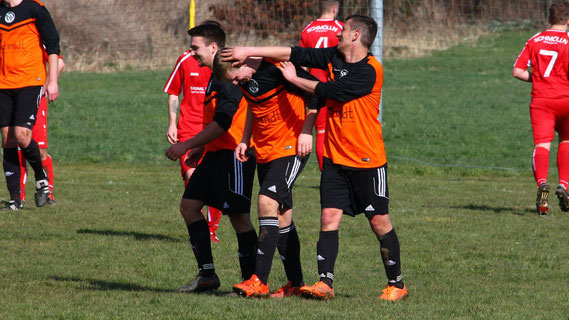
[163,51,211,134]
[299,19,343,82]
[514,29,569,99]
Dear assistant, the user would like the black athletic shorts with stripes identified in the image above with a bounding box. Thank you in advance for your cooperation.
[183,149,256,215]
[320,157,389,218]
[257,155,307,211]
[0,86,43,129]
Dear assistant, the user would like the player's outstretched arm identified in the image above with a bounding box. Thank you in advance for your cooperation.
[165,122,226,161]
[512,67,532,82]
[46,54,59,102]
[277,61,318,94]
[220,47,292,67]
[166,95,179,144]
[297,109,317,158]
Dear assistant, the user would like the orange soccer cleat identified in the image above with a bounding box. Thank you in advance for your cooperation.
[299,281,335,301]
[233,274,269,298]
[270,281,303,298]
[379,285,409,301]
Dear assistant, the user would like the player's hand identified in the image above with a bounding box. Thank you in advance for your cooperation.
[276,61,297,82]
[46,82,59,102]
[165,142,188,161]
[235,142,250,162]
[185,147,204,167]
[220,47,247,67]
[297,133,312,158]
[166,126,178,144]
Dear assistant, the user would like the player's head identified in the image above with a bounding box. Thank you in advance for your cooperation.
[338,15,377,51]
[213,52,254,85]
[549,1,569,26]
[188,21,226,68]
[319,1,339,18]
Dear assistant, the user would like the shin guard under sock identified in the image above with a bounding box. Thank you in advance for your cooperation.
[317,230,339,288]
[20,140,46,181]
[236,229,257,281]
[533,147,550,186]
[3,147,21,201]
[186,219,215,276]
[378,229,404,288]
[277,222,303,287]
[255,217,279,284]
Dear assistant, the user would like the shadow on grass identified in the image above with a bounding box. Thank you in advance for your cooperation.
[48,275,234,296]
[76,228,182,242]
[453,204,534,215]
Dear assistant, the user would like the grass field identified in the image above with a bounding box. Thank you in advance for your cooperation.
[2,30,569,319]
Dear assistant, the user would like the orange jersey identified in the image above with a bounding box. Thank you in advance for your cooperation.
[0,0,60,89]
[291,47,385,168]
[239,60,308,163]
[203,76,248,152]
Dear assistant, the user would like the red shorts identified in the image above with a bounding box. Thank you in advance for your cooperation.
[178,125,204,178]
[32,96,48,148]
[531,97,569,144]
[315,107,327,132]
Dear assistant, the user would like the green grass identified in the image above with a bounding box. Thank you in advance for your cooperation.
[2,30,569,319]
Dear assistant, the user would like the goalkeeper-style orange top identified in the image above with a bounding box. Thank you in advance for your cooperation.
[0,0,60,89]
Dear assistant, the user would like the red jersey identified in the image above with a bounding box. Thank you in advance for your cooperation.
[163,51,211,134]
[514,29,569,99]
[300,19,343,82]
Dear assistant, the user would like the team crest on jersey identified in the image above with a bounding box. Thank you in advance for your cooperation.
[5,11,15,23]
[334,68,348,78]
[248,79,259,94]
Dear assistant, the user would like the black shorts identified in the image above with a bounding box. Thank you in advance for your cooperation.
[320,157,389,218]
[183,149,256,215]
[0,86,43,129]
[257,155,307,211]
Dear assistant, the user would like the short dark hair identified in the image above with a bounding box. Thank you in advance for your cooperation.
[549,1,569,25]
[319,1,339,15]
[188,21,226,48]
[345,14,377,49]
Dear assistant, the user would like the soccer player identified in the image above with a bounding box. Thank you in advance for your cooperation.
[0,0,60,210]
[163,48,223,242]
[221,14,409,301]
[300,0,343,171]
[19,53,64,206]
[213,54,318,298]
[165,22,257,293]
[513,1,569,215]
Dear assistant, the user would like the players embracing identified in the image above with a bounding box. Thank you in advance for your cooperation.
[221,14,409,301]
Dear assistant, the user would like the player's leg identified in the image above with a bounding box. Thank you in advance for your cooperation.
[0,90,23,210]
[1,126,23,210]
[314,108,327,171]
[530,101,555,215]
[228,213,257,281]
[33,97,54,204]
[18,149,27,203]
[555,116,569,211]
[176,155,220,294]
[207,206,222,243]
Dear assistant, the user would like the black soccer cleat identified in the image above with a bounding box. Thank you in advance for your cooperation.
[1,200,23,211]
[536,183,550,215]
[176,273,220,293]
[555,185,569,212]
[35,179,50,207]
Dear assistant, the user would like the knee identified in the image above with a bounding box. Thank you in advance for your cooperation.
[230,214,254,233]
[179,200,204,224]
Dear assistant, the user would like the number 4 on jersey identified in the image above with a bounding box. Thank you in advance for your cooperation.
[315,37,329,48]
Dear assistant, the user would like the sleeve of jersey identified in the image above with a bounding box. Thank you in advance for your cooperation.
[213,82,243,131]
[34,4,60,55]
[314,64,376,102]
[514,44,531,70]
[290,46,335,70]
[164,57,183,94]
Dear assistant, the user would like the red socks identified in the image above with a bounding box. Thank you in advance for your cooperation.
[533,147,550,186]
[558,143,569,190]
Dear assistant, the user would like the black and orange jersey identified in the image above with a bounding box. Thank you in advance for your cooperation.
[290,46,385,169]
[239,59,315,163]
[203,75,248,153]
[0,0,60,89]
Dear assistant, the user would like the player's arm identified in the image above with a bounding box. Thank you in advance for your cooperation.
[221,47,292,66]
[512,67,532,82]
[165,121,226,161]
[35,4,60,102]
[278,61,319,94]
[297,108,317,158]
[166,94,180,144]
[236,106,253,162]
[45,54,59,102]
